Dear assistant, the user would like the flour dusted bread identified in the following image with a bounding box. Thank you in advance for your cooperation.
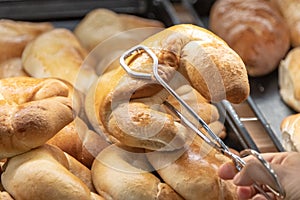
[74,8,164,51]
[85,24,249,151]
[1,144,104,200]
[271,0,300,47]
[0,58,28,78]
[22,28,97,94]
[0,77,74,159]
[0,19,53,63]
[147,136,238,200]
[92,144,183,200]
[209,0,290,76]
[279,47,300,112]
[280,113,300,152]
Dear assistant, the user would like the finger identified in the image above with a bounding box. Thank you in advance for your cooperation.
[217,162,237,180]
[252,192,275,200]
[252,194,268,200]
[237,186,257,200]
[233,159,277,187]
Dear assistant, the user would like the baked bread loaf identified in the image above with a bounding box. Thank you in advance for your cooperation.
[0,77,74,159]
[1,144,104,200]
[91,144,183,200]
[22,28,98,94]
[209,0,290,76]
[0,58,29,78]
[74,8,164,51]
[47,117,109,168]
[0,19,53,64]
[85,24,249,151]
[146,136,238,200]
[279,47,300,112]
[271,0,300,47]
[280,113,300,152]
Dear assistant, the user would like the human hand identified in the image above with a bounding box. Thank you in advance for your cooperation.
[218,152,300,200]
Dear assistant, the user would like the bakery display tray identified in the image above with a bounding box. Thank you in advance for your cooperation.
[249,70,296,150]
[0,0,270,152]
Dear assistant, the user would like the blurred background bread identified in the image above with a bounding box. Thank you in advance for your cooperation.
[279,47,300,112]
[22,28,98,94]
[209,0,290,77]
[271,0,300,47]
[280,113,300,152]
[74,8,164,52]
[0,19,53,64]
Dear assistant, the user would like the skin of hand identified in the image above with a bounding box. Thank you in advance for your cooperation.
[218,152,300,200]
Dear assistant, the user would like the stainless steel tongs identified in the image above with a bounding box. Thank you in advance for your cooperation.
[119,44,285,200]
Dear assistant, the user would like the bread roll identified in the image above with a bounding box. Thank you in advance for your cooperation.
[47,117,109,168]
[146,136,238,200]
[271,0,300,47]
[280,113,300,152]
[209,0,290,76]
[0,77,74,159]
[0,191,13,200]
[85,24,249,151]
[1,144,104,200]
[0,19,53,63]
[0,58,29,78]
[22,28,98,94]
[91,144,183,200]
[279,47,300,112]
[74,8,164,51]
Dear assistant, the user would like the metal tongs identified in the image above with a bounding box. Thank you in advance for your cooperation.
[120,45,285,200]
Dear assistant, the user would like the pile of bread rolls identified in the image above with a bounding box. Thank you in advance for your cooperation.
[0,8,251,200]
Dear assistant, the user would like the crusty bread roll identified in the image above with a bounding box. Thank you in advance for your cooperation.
[147,136,238,200]
[1,144,104,200]
[280,113,300,152]
[0,19,53,64]
[22,28,98,94]
[271,0,300,47]
[85,24,249,151]
[91,144,183,200]
[0,58,29,78]
[279,47,300,112]
[209,0,290,76]
[0,77,74,159]
[47,117,109,168]
[74,8,164,51]
[0,191,13,200]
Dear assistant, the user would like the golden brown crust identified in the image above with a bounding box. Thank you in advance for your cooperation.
[209,0,290,76]
[86,24,249,151]
[22,28,97,94]
[146,136,238,200]
[279,47,300,112]
[91,144,183,200]
[0,77,74,159]
[0,19,53,63]
[1,144,101,200]
[47,117,109,168]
